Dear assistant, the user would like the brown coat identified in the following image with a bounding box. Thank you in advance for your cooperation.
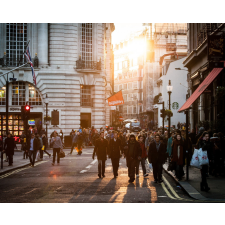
[171,140,184,165]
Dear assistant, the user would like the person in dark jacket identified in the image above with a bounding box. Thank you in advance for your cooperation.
[171,133,185,180]
[26,133,40,167]
[21,131,28,159]
[108,131,122,178]
[148,134,167,183]
[92,131,108,178]
[40,134,51,159]
[137,135,148,177]
[125,133,141,183]
[76,132,83,155]
[197,131,213,192]
[3,133,16,166]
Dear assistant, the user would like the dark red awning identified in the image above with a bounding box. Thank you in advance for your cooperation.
[178,68,223,112]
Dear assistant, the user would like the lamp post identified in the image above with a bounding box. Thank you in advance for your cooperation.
[44,94,49,139]
[167,80,173,138]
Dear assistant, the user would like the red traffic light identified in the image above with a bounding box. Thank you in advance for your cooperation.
[25,105,30,110]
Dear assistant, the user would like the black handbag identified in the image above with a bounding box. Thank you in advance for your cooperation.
[59,150,65,158]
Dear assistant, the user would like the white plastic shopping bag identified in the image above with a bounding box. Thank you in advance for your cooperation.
[198,148,209,166]
[190,149,201,169]
[145,159,152,173]
[36,151,40,161]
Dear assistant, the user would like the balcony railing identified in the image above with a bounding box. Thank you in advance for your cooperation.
[0,54,39,68]
[197,23,222,48]
[76,59,101,70]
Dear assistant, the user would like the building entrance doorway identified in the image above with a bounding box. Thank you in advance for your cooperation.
[80,113,91,128]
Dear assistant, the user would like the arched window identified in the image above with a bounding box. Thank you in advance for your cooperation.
[29,84,42,105]
[12,82,26,105]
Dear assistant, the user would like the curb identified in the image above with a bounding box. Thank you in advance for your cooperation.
[0,162,31,176]
[162,164,225,202]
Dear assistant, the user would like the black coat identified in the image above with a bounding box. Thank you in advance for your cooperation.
[197,139,213,160]
[108,138,122,159]
[26,137,40,151]
[126,140,142,160]
[148,141,167,164]
[93,138,108,160]
[4,137,16,155]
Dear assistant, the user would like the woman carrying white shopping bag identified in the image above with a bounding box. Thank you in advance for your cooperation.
[196,131,213,192]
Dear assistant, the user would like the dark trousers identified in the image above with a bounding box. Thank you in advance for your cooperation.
[29,150,36,166]
[98,160,105,176]
[140,158,147,175]
[8,154,13,165]
[127,157,136,180]
[111,158,120,176]
[175,164,183,179]
[53,148,60,163]
[70,143,77,154]
[152,162,162,181]
[201,165,208,185]
[23,151,28,159]
[135,159,140,175]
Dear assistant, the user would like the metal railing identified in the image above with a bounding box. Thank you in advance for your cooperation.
[76,60,101,70]
[0,55,39,68]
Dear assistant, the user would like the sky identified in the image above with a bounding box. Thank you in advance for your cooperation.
[112,23,144,45]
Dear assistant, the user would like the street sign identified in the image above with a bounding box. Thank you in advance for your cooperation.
[172,102,179,110]
[119,116,123,121]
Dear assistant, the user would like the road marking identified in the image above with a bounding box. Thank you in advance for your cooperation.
[86,165,92,169]
[162,175,193,202]
[161,183,176,200]
[80,170,87,173]
[90,159,97,165]
[0,161,47,180]
[24,188,38,195]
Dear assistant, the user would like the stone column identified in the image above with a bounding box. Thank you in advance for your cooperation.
[38,23,48,67]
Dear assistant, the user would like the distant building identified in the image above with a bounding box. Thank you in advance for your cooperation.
[0,23,115,137]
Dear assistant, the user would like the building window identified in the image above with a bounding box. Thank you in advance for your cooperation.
[133,106,137,114]
[123,94,127,101]
[81,85,92,107]
[29,84,42,105]
[128,106,132,114]
[81,23,92,66]
[119,84,123,91]
[133,82,138,89]
[0,88,6,105]
[123,105,127,114]
[6,23,27,67]
[123,83,127,90]
[12,82,26,106]
[114,85,118,92]
[128,82,132,90]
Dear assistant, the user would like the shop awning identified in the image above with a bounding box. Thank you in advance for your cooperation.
[178,68,223,112]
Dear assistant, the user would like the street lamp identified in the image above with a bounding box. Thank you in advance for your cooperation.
[167,80,173,138]
[44,94,49,139]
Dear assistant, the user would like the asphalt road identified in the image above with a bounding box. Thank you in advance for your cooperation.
[0,147,194,203]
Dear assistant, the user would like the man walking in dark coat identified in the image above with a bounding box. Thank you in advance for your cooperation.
[3,133,16,166]
[148,134,167,183]
[92,131,108,178]
[26,133,40,167]
[108,131,122,178]
[125,134,142,183]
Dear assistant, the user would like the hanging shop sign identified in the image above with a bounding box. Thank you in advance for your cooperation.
[172,102,179,110]
[208,35,225,61]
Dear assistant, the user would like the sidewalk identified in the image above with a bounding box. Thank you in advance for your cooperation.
[0,150,53,175]
[163,162,225,201]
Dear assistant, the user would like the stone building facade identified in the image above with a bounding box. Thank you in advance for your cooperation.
[0,23,115,137]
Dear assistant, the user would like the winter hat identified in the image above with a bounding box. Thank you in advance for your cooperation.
[130,133,135,138]
[199,127,205,132]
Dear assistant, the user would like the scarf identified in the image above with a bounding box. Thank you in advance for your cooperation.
[171,139,184,165]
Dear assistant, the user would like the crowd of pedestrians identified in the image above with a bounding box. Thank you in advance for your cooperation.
[1,122,225,192]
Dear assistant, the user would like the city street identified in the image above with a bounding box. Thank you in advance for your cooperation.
[0,147,194,203]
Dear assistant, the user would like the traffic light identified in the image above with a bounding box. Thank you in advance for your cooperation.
[21,105,30,120]
[160,109,165,118]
